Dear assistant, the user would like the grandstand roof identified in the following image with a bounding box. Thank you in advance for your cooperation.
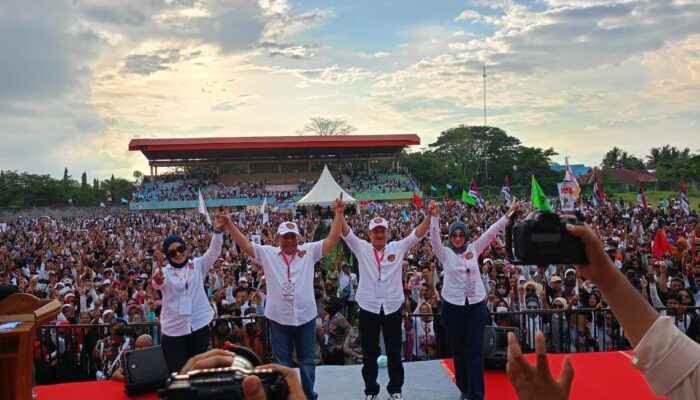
[129,134,420,164]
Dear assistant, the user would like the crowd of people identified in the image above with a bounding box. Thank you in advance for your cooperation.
[130,168,418,204]
[1,191,699,397]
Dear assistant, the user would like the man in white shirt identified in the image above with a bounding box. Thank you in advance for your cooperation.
[341,213,430,400]
[224,195,345,400]
[337,262,358,322]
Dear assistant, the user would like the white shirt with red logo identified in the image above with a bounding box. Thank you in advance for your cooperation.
[342,228,424,315]
[252,241,323,326]
[430,215,508,306]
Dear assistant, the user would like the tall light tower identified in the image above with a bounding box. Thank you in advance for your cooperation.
[482,63,487,126]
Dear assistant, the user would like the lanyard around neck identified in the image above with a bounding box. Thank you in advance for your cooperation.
[373,247,385,280]
[281,252,296,281]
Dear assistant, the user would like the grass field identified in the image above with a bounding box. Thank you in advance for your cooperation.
[612,191,700,211]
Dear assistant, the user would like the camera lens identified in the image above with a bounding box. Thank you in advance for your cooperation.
[229,345,262,371]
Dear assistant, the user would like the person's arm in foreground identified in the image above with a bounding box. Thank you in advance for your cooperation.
[565,223,659,347]
[322,194,345,257]
[180,349,306,400]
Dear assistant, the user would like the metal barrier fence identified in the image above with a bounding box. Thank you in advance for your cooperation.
[35,306,699,385]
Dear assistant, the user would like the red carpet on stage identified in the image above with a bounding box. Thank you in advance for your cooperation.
[37,351,664,399]
[441,351,664,400]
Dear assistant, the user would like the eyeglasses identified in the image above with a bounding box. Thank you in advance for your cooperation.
[167,245,187,259]
[450,233,466,238]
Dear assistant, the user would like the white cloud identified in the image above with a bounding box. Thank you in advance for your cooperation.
[455,10,482,22]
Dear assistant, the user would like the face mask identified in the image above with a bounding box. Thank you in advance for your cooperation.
[497,289,506,296]
[496,306,508,313]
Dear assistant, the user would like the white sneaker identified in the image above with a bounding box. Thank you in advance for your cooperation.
[388,394,404,400]
[364,395,378,400]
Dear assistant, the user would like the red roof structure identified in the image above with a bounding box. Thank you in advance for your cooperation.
[129,134,420,166]
[578,168,657,184]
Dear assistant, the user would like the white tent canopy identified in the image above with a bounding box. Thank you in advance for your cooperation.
[295,165,356,205]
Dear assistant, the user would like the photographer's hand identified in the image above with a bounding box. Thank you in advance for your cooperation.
[243,364,305,400]
[565,223,658,347]
[506,330,574,400]
[179,349,235,374]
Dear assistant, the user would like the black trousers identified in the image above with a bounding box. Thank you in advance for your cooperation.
[162,325,211,374]
[441,300,487,400]
[358,307,403,396]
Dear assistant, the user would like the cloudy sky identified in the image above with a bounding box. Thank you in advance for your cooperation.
[1,0,699,180]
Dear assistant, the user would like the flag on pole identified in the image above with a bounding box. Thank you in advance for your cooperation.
[446,183,453,190]
[501,175,512,206]
[261,197,269,225]
[469,178,485,208]
[531,175,553,212]
[652,229,672,259]
[430,185,437,192]
[197,189,212,225]
[99,202,106,208]
[120,197,129,204]
[401,209,410,222]
[592,173,606,206]
[412,192,423,208]
[637,182,648,208]
[681,180,690,215]
[564,157,581,199]
[462,189,476,205]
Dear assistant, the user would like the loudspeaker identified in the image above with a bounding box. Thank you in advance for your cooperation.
[123,345,169,396]
[483,326,518,370]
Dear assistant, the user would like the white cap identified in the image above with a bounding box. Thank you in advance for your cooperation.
[277,222,300,236]
[239,277,248,283]
[102,309,114,317]
[565,268,576,276]
[369,217,389,231]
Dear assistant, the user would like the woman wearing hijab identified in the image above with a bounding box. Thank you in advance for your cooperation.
[151,208,229,373]
[427,200,520,400]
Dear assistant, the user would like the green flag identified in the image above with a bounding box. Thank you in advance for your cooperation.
[531,175,552,212]
[462,189,476,205]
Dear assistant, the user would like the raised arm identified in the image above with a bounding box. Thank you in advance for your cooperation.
[322,194,346,257]
[224,212,255,258]
[566,223,659,347]
[428,200,447,261]
[198,210,226,272]
[472,201,521,255]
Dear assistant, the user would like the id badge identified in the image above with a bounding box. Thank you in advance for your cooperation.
[465,279,476,298]
[178,296,192,315]
[282,281,295,301]
[376,280,387,298]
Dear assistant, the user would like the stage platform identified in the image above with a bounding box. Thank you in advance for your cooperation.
[35,351,660,399]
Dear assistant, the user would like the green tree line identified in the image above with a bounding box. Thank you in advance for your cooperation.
[0,168,135,208]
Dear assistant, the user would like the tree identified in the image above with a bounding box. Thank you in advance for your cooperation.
[81,172,88,189]
[601,147,644,169]
[646,145,691,170]
[297,117,357,136]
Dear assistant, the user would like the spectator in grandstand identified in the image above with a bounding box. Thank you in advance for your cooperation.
[151,208,229,374]
[223,194,346,400]
[428,199,520,400]
[340,207,431,400]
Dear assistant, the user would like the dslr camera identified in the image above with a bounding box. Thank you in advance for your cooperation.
[505,211,588,265]
[160,346,288,400]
